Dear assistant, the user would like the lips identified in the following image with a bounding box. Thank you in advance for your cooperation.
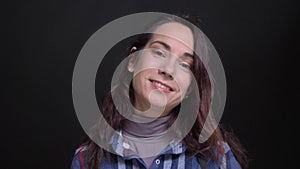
[149,79,174,93]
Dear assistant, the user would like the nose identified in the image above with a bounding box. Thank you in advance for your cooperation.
[158,69,174,80]
[158,57,177,80]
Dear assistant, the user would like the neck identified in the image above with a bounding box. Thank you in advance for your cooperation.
[122,113,171,138]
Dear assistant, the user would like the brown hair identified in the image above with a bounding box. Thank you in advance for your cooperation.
[82,14,248,169]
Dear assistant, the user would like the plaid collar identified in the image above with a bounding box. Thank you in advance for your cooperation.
[109,130,186,160]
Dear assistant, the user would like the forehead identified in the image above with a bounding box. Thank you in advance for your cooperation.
[152,22,194,51]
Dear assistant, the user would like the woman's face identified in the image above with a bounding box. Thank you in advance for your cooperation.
[128,22,194,117]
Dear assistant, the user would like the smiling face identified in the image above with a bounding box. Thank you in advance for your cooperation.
[128,22,195,117]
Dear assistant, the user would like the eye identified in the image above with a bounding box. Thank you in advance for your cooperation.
[151,49,166,58]
[179,62,191,70]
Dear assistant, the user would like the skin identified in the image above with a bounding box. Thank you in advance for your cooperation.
[128,22,195,117]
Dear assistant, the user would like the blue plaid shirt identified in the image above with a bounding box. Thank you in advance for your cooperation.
[71,131,241,169]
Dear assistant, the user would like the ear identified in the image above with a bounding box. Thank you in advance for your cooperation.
[130,46,137,54]
[127,47,137,72]
[127,58,135,72]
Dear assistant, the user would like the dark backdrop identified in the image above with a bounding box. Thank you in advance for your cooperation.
[3,0,298,169]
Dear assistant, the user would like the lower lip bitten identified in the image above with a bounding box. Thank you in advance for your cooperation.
[150,81,171,93]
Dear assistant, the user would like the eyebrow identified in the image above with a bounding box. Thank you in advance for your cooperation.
[150,40,194,59]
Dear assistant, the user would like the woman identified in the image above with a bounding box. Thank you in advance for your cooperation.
[71,14,248,169]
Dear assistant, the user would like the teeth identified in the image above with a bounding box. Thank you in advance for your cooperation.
[153,81,171,90]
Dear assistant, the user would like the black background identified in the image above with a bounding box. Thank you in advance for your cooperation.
[3,0,298,169]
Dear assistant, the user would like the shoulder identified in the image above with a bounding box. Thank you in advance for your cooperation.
[222,142,241,169]
[70,145,117,169]
[192,142,242,169]
[75,146,87,155]
[220,142,242,169]
[70,146,87,169]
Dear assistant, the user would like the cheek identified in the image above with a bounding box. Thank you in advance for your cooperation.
[132,73,144,91]
[131,70,152,90]
[177,75,192,93]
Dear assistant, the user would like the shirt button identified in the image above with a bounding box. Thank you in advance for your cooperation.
[122,143,130,149]
[155,159,160,165]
